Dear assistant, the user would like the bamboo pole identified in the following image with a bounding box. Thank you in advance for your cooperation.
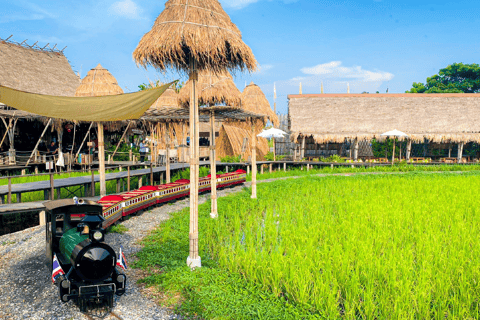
[458,142,464,163]
[187,57,201,269]
[273,138,276,161]
[251,119,257,199]
[353,138,359,161]
[98,122,106,197]
[210,111,217,218]
[406,140,412,162]
[75,122,94,160]
[112,121,132,159]
[69,123,77,170]
[26,118,52,167]
[166,123,171,183]
[391,139,396,165]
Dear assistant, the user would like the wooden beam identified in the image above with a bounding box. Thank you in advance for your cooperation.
[26,118,52,166]
[75,122,94,160]
[112,121,132,159]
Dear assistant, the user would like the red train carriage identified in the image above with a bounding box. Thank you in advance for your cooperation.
[156,180,190,203]
[97,195,125,228]
[120,189,156,217]
[217,169,247,188]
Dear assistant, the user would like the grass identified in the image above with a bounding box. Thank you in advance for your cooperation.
[107,224,129,234]
[136,171,480,319]
[247,163,480,181]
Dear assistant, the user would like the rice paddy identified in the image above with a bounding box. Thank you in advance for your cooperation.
[138,171,480,319]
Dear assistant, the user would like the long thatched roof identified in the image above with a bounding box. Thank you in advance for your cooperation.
[133,0,257,73]
[0,40,80,98]
[241,82,278,126]
[289,93,480,143]
[75,64,123,97]
[150,87,179,110]
[178,70,241,107]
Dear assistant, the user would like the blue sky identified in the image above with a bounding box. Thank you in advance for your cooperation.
[2,0,480,114]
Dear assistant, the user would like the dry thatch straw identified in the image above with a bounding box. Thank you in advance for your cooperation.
[75,64,126,131]
[215,123,269,160]
[150,87,179,110]
[178,70,241,107]
[241,82,279,126]
[289,93,480,144]
[133,0,257,73]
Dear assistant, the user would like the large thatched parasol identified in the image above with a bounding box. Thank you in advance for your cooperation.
[133,0,257,269]
[75,64,124,197]
[177,70,241,108]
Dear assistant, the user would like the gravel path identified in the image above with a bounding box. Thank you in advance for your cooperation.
[0,183,249,320]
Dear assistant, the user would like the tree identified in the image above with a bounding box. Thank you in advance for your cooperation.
[406,63,480,93]
[138,80,184,92]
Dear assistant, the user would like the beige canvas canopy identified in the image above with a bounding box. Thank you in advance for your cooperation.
[0,82,173,122]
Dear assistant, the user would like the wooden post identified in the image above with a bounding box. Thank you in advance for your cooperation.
[56,188,61,200]
[307,163,310,171]
[91,170,95,197]
[284,162,286,172]
[127,166,131,191]
[50,173,54,200]
[116,179,121,193]
[251,119,257,199]
[210,111,218,218]
[353,138,359,161]
[226,165,229,173]
[7,177,12,204]
[406,140,412,162]
[129,149,133,162]
[150,163,154,186]
[166,123,171,183]
[26,118,52,166]
[269,163,272,173]
[448,144,452,158]
[112,121,132,159]
[97,123,106,197]
[458,142,464,163]
[273,138,276,161]
[391,139,396,165]
[187,57,201,268]
[138,175,143,188]
[247,165,250,174]
[261,164,264,174]
[301,136,306,159]
[75,122,94,161]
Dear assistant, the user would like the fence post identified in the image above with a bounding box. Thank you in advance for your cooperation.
[226,165,229,173]
[50,173,54,200]
[261,165,264,174]
[247,166,250,175]
[127,166,131,191]
[7,177,12,204]
[150,163,154,186]
[138,175,143,188]
[91,170,95,197]
[129,149,132,162]
[284,162,286,172]
[116,179,121,193]
[269,163,272,173]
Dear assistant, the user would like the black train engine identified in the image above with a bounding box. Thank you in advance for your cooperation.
[45,199,126,311]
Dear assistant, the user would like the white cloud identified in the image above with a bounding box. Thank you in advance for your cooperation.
[0,1,55,24]
[300,61,394,82]
[109,0,142,19]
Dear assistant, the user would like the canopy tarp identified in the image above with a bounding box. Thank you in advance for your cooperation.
[0,81,175,121]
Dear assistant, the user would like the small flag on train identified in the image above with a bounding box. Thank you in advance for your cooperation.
[52,253,65,284]
[116,246,128,270]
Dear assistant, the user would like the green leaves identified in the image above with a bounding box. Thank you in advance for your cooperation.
[406,63,480,93]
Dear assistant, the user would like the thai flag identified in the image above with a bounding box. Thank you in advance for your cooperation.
[52,253,65,284]
[116,246,128,270]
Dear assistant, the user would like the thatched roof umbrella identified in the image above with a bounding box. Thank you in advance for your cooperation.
[133,0,257,269]
[75,64,124,197]
[178,69,241,219]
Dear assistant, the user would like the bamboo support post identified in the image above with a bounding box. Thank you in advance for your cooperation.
[116,179,121,193]
[284,162,286,172]
[187,57,201,269]
[166,123,171,183]
[353,138,359,161]
[406,140,412,162]
[247,166,250,174]
[391,139,396,165]
[150,163,154,186]
[273,138,276,161]
[138,175,143,188]
[301,136,306,159]
[269,163,272,173]
[261,165,264,174]
[458,142,464,163]
[210,111,218,218]
[251,119,257,199]
[97,123,106,197]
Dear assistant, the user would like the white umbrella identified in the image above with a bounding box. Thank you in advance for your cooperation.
[380,129,409,164]
[257,128,287,161]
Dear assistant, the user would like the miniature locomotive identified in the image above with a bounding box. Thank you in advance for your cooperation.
[45,199,126,311]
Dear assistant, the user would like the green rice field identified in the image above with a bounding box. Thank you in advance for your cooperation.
[137,171,480,319]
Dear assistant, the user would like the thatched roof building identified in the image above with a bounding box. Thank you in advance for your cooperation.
[289,93,480,143]
[0,40,80,97]
[133,0,257,73]
[215,124,268,160]
[75,64,123,97]
[178,70,241,108]
[241,82,278,126]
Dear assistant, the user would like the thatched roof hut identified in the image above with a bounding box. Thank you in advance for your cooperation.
[241,82,278,126]
[288,93,480,143]
[178,70,241,107]
[0,40,80,97]
[215,124,268,161]
[75,64,123,97]
[149,87,179,110]
[133,0,257,73]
